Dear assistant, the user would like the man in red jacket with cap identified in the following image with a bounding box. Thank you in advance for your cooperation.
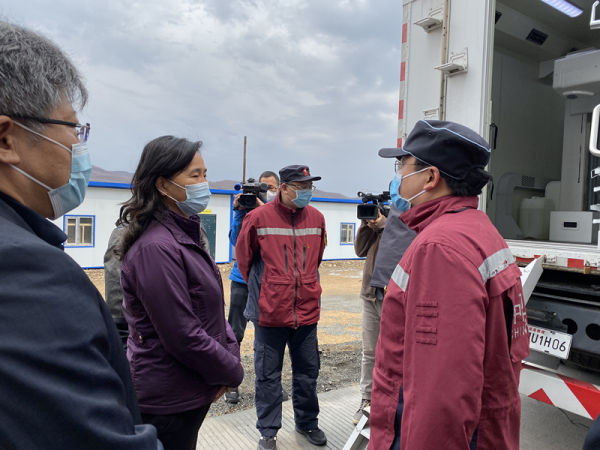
[370,120,530,450]
[236,165,327,450]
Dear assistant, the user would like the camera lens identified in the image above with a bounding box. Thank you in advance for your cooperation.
[240,194,257,209]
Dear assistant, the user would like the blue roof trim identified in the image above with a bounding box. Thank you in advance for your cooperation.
[88,181,131,189]
[87,183,359,204]
[88,182,239,195]
[311,197,362,204]
[210,189,239,195]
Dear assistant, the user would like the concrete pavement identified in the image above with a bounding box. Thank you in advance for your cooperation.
[197,385,593,449]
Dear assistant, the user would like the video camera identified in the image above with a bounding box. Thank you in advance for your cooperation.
[234,178,268,210]
[357,191,391,220]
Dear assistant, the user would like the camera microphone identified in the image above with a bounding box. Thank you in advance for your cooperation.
[234,183,242,191]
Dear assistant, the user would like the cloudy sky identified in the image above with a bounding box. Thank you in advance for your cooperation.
[3,0,403,196]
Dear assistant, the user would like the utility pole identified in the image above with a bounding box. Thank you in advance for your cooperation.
[243,136,247,183]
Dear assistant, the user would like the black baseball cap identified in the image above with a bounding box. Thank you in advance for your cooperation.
[279,165,322,183]
[379,120,491,188]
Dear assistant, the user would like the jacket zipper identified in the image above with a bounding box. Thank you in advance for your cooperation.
[291,212,298,329]
[303,244,306,273]
[284,244,288,273]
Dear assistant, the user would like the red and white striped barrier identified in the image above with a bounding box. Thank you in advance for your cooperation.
[520,363,600,420]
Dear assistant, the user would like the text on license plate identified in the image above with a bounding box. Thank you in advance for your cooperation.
[528,325,572,360]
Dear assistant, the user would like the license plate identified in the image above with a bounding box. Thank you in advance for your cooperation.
[528,325,572,360]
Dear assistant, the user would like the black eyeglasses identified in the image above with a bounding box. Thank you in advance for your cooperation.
[8,115,90,143]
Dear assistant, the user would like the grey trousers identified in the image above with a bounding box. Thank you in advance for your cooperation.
[360,298,383,400]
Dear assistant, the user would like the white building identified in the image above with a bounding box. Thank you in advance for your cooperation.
[53,181,366,268]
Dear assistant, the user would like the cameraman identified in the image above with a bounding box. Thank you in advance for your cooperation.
[225,170,281,404]
[352,209,386,424]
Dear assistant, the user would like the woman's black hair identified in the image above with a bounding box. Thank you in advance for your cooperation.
[115,136,202,260]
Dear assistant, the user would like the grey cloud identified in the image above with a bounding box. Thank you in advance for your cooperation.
[3,0,402,195]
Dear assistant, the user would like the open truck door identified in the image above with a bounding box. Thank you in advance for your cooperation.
[398,0,495,143]
[398,0,496,211]
[344,3,600,448]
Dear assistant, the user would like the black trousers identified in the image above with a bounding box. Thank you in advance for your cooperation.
[114,317,130,350]
[228,281,249,344]
[141,404,211,450]
[254,323,320,437]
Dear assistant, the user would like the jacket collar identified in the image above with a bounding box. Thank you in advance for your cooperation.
[0,191,67,249]
[401,195,479,234]
[274,190,304,216]
[155,209,202,247]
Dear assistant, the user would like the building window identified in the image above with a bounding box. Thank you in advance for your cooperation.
[340,223,355,245]
[65,216,94,247]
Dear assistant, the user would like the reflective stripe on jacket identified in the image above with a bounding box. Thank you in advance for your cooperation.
[236,192,326,328]
[370,196,529,450]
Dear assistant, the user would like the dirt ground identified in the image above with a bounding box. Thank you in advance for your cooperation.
[85,259,366,418]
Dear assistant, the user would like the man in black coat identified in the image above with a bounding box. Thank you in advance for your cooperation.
[0,21,161,449]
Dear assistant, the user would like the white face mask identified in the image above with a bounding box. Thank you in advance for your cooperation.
[259,190,277,203]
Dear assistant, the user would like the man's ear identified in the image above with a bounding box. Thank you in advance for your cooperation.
[0,117,21,165]
[423,167,442,191]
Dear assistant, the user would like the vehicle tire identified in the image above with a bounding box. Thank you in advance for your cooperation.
[568,349,600,373]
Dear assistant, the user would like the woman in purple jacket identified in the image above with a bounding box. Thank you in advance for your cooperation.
[115,136,244,450]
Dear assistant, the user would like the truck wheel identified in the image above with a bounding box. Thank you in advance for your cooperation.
[568,349,600,373]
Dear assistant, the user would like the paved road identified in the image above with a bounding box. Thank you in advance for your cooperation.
[199,384,593,449]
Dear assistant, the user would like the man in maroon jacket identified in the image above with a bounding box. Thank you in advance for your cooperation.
[370,120,530,450]
[236,165,327,450]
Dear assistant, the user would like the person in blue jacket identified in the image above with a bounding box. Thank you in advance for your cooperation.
[0,21,161,449]
[225,170,284,404]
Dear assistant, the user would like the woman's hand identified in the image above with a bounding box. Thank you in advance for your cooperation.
[212,386,228,403]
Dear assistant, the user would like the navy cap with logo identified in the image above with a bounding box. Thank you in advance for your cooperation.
[279,165,322,183]
[379,120,491,189]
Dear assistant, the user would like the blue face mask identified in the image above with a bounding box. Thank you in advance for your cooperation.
[163,180,211,216]
[10,122,92,220]
[288,188,312,208]
[389,175,410,213]
[390,167,429,212]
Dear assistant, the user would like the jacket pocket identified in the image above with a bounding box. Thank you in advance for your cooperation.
[284,244,288,273]
[300,273,321,297]
[297,273,322,318]
[262,275,295,319]
[303,244,307,273]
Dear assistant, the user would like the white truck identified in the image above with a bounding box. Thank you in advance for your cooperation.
[345,1,600,448]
